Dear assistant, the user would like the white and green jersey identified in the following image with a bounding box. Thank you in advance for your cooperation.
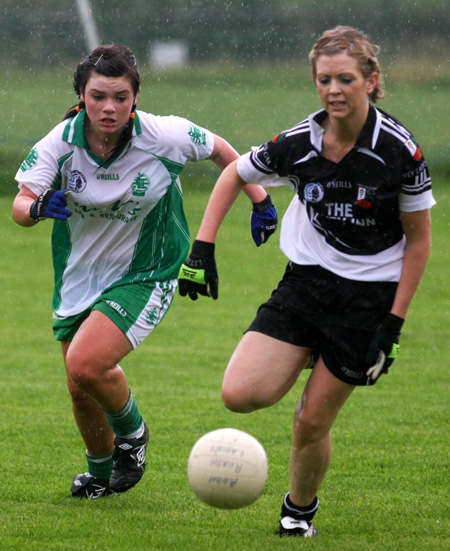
[16,110,214,316]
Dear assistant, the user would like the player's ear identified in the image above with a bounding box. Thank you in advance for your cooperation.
[366,72,379,95]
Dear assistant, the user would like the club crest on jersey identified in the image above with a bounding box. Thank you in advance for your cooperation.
[405,138,423,161]
[20,147,38,172]
[188,124,207,146]
[357,187,374,209]
[68,170,87,192]
[131,173,150,196]
[304,183,324,203]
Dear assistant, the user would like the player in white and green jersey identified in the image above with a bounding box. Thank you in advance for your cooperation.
[12,44,278,499]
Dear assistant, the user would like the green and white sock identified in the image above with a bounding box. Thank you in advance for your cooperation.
[104,391,144,438]
[86,451,114,479]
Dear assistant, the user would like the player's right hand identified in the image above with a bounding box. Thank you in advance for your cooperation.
[178,240,218,301]
[30,189,72,222]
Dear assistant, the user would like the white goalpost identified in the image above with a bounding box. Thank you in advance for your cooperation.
[75,0,101,51]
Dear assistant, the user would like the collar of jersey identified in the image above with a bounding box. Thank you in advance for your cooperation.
[310,105,381,153]
[62,109,143,165]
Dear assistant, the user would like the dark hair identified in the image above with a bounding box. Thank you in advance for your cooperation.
[64,44,141,160]
[309,26,384,103]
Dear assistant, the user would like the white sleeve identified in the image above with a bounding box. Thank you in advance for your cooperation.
[15,126,63,195]
[237,152,293,188]
[154,115,214,163]
[398,189,436,212]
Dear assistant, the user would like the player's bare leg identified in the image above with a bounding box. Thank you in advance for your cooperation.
[64,310,132,414]
[62,354,116,457]
[63,311,148,497]
[274,359,356,534]
[289,359,354,506]
[222,331,313,412]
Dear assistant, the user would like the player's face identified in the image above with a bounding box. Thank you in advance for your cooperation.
[80,73,136,144]
[314,53,378,123]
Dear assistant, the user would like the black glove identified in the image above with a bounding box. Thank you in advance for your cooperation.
[251,194,278,247]
[178,240,218,300]
[366,313,404,381]
[30,189,72,222]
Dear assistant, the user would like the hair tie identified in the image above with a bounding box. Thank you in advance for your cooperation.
[75,105,81,113]
[129,112,135,119]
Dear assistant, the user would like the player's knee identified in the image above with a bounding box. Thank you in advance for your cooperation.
[293,406,328,445]
[221,384,250,412]
[65,350,100,391]
[221,385,272,413]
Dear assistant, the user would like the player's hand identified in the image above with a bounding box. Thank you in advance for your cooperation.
[30,189,72,222]
[178,240,218,301]
[366,313,404,381]
[251,194,278,247]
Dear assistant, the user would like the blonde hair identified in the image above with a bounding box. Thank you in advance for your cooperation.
[309,26,385,102]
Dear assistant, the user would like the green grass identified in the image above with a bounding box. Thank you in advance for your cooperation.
[2,64,450,196]
[0,176,449,550]
[1,63,449,549]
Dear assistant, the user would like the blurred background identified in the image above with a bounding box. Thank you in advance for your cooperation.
[1,0,449,193]
[2,0,449,67]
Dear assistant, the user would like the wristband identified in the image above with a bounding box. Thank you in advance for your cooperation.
[252,194,272,212]
[191,239,215,257]
[383,313,404,333]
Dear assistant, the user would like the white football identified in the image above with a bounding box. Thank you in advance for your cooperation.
[188,428,268,509]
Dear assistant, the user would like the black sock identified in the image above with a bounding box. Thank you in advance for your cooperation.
[283,493,319,523]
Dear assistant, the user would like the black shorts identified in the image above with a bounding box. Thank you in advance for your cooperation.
[247,263,398,386]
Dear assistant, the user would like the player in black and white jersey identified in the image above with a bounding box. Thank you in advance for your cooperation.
[179,26,434,537]
[12,44,277,499]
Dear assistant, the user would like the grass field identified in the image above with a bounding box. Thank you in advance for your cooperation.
[1,62,450,194]
[1,65,449,550]
[1,179,448,550]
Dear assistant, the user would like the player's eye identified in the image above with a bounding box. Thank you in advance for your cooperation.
[318,78,330,85]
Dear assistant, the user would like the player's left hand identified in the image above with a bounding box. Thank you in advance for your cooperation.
[366,313,404,381]
[251,194,278,247]
[178,240,218,301]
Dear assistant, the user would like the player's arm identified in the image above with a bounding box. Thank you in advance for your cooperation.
[12,187,39,227]
[178,160,248,300]
[366,208,432,380]
[391,208,432,318]
[199,159,248,243]
[12,185,72,227]
[208,134,277,247]
[208,134,266,202]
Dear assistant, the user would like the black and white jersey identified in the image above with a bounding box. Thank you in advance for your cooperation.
[237,105,435,282]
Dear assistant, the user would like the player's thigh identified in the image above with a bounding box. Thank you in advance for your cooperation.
[222,331,312,412]
[65,310,133,374]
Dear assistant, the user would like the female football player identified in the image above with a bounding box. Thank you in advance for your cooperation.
[179,26,435,536]
[12,44,277,499]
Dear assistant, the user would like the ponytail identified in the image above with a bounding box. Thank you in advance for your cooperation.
[63,101,85,121]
